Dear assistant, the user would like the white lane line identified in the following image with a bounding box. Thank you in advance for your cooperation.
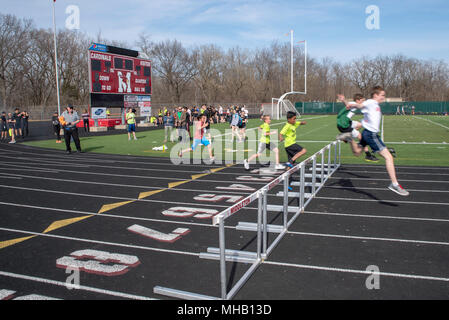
[0,155,258,177]
[0,163,269,185]
[413,116,449,131]
[315,196,449,206]
[0,201,225,229]
[0,172,256,196]
[0,227,200,258]
[335,170,449,177]
[287,230,449,247]
[330,177,449,184]
[264,261,449,283]
[0,147,224,168]
[0,184,258,210]
[340,164,449,170]
[0,271,155,300]
[305,211,449,223]
[0,176,22,180]
[324,186,449,193]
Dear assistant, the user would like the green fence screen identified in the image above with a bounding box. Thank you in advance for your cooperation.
[295,101,449,115]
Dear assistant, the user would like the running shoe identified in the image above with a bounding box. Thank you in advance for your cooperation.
[388,183,410,196]
[243,159,250,170]
[285,162,294,168]
[388,147,397,158]
[288,186,293,191]
[365,154,379,162]
[275,164,286,170]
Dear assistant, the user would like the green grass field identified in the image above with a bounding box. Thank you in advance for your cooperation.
[23,115,449,167]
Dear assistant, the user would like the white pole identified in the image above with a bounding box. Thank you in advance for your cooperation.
[52,0,61,116]
[304,40,307,95]
[290,30,294,93]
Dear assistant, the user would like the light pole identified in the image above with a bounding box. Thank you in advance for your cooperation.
[52,0,61,116]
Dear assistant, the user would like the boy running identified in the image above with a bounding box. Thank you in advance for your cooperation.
[336,93,378,162]
[338,86,409,196]
[243,115,285,170]
[280,112,307,168]
[178,114,214,162]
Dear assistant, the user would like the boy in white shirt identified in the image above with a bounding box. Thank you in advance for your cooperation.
[338,86,409,196]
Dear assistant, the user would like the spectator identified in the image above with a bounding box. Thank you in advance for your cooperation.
[21,111,30,138]
[126,108,138,141]
[51,111,62,143]
[82,109,90,133]
[7,112,16,144]
[1,111,7,141]
[13,108,22,138]
[60,105,82,154]
[163,111,175,143]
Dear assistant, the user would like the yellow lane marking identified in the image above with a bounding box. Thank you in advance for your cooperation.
[138,189,165,200]
[0,236,37,250]
[98,201,135,214]
[168,180,191,188]
[42,216,93,234]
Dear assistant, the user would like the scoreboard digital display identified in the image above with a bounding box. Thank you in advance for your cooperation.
[88,50,152,95]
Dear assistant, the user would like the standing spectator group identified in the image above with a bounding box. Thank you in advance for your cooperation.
[0,108,30,144]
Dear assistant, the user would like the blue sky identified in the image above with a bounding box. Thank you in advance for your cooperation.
[2,0,449,62]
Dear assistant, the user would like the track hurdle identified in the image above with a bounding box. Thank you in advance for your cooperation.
[154,141,341,300]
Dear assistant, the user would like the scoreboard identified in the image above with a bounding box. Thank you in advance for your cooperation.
[88,43,152,109]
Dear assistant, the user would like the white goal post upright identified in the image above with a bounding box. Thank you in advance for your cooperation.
[273,37,307,120]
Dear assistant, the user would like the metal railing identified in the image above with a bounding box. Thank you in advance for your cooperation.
[154,140,341,300]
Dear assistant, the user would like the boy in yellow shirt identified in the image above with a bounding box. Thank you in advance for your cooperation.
[280,111,307,168]
[243,115,285,170]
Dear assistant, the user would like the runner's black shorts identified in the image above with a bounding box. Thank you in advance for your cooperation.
[337,124,352,133]
[285,144,304,162]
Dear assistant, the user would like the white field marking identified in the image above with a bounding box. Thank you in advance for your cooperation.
[0,227,201,258]
[298,124,330,137]
[413,116,449,131]
[329,176,449,184]
[0,163,269,185]
[324,186,449,193]
[334,169,449,176]
[0,184,258,210]
[304,210,449,223]
[315,196,449,206]
[211,115,330,139]
[264,261,449,283]
[0,172,257,196]
[287,230,449,247]
[216,184,256,192]
[0,271,155,300]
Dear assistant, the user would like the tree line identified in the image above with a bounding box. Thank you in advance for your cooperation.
[1,13,448,112]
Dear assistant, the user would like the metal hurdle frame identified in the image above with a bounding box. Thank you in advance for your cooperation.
[154,141,341,300]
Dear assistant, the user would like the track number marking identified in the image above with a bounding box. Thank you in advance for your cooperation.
[56,249,140,277]
[127,224,190,243]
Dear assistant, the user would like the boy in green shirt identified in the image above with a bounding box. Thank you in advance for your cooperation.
[243,115,285,170]
[280,112,307,168]
[336,93,378,162]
